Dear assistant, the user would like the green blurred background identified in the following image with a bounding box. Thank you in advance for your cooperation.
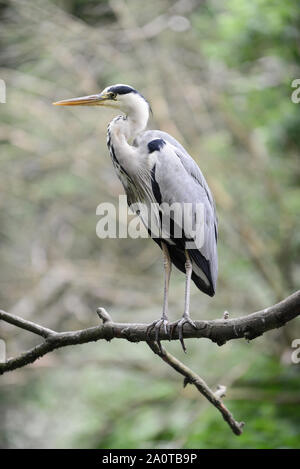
[0,0,299,449]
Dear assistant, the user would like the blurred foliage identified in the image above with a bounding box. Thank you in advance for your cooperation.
[0,0,299,449]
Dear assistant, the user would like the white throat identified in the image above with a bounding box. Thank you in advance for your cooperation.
[126,98,149,139]
[107,97,150,173]
[112,97,149,142]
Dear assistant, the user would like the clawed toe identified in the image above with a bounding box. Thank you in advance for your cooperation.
[147,318,171,351]
[171,317,197,353]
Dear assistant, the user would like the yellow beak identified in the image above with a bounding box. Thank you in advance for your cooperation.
[53,92,111,106]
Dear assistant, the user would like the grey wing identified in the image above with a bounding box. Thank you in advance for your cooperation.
[140,133,218,296]
[136,130,217,226]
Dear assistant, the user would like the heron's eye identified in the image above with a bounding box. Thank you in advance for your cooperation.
[110,92,117,100]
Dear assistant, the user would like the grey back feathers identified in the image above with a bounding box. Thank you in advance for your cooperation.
[137,130,218,296]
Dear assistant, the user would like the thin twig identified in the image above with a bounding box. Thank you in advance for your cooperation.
[147,340,244,435]
[0,309,55,338]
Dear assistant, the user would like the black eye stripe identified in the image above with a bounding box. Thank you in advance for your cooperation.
[108,85,137,95]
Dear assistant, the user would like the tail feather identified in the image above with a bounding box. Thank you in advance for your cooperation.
[168,245,215,297]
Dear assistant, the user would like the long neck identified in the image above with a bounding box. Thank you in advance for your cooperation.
[125,101,149,140]
[107,101,149,174]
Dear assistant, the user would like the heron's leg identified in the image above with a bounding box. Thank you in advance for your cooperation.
[147,242,172,348]
[174,250,196,352]
[162,241,172,324]
[183,250,193,320]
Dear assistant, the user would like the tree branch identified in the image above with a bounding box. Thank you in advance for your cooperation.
[0,291,299,435]
[1,290,299,372]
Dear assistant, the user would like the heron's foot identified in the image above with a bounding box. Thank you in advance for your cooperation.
[147,318,171,352]
[170,316,197,353]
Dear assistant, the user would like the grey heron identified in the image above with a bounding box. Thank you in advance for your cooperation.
[53,84,218,351]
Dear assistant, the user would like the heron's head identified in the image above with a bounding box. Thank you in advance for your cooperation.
[53,84,151,117]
